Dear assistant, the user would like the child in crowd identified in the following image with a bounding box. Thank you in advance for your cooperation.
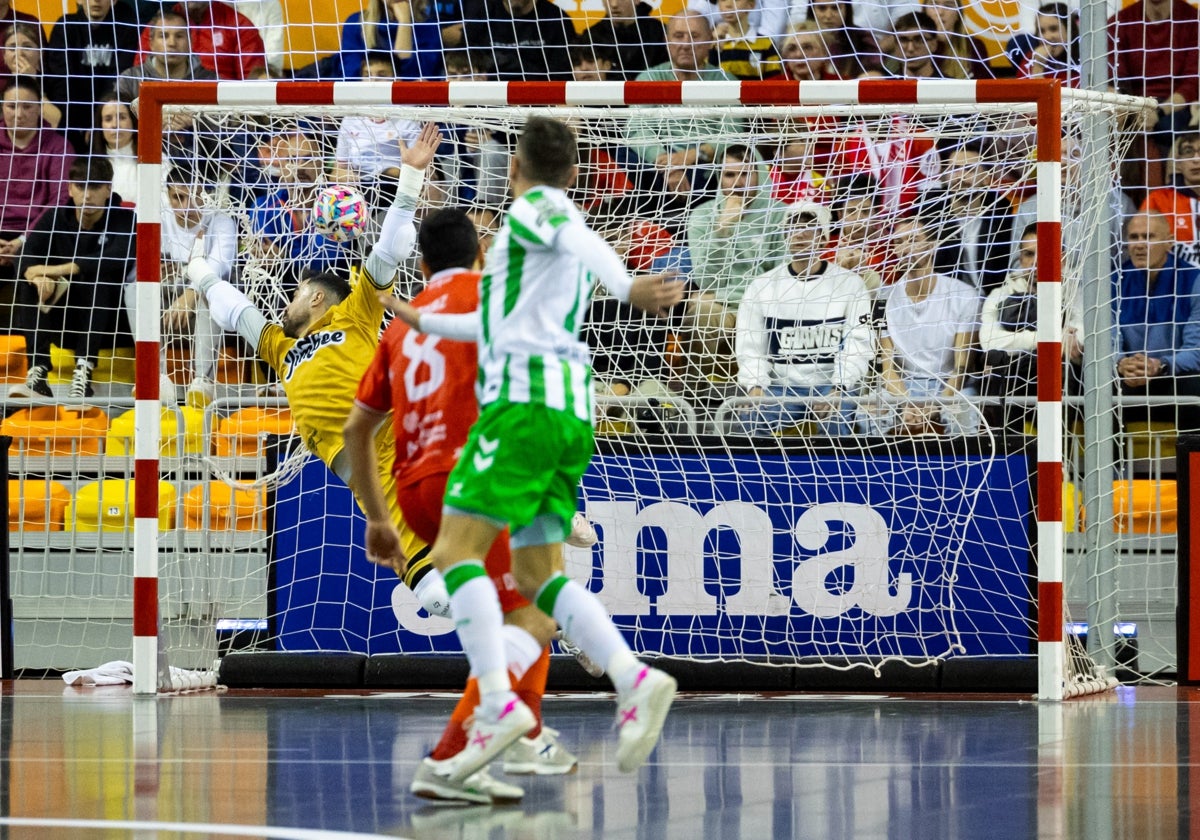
[711,0,782,79]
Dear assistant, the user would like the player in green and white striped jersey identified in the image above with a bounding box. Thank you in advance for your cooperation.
[385,116,684,784]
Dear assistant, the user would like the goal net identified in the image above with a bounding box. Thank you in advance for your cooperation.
[2,80,1149,698]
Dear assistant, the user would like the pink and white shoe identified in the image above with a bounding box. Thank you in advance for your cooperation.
[615,666,677,773]
[447,696,536,783]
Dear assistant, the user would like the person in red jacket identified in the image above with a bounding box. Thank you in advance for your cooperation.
[1109,0,1199,147]
[138,0,266,80]
[1143,130,1200,263]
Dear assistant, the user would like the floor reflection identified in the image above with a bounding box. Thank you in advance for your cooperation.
[0,684,1192,839]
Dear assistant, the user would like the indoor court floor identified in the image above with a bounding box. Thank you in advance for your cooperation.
[0,680,1193,839]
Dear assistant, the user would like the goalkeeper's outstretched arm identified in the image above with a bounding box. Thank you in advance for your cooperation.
[186,122,443,350]
[361,122,441,291]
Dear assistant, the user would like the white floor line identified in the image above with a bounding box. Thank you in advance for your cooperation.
[0,817,410,839]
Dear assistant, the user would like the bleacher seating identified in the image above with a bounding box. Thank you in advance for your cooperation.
[183,482,266,531]
[214,406,294,457]
[106,406,206,457]
[1,406,110,456]
[8,478,70,531]
[69,479,177,531]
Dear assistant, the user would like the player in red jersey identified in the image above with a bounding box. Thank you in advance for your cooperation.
[344,207,577,804]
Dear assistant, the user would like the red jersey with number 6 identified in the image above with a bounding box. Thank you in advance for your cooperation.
[354,269,482,487]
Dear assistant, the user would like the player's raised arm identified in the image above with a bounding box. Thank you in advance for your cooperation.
[186,244,270,353]
[363,121,442,290]
[555,223,685,316]
[378,292,481,341]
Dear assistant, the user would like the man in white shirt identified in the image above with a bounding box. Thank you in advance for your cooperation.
[877,216,982,435]
[735,201,874,436]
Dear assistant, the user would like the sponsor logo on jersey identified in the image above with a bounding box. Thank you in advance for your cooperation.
[283,330,347,380]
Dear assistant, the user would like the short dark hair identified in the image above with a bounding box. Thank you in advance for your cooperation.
[892,11,937,33]
[443,49,493,76]
[164,160,197,187]
[150,9,187,28]
[724,144,752,163]
[516,116,577,188]
[419,207,480,274]
[362,49,399,76]
[300,268,353,304]
[3,75,42,101]
[571,43,616,68]
[69,155,113,186]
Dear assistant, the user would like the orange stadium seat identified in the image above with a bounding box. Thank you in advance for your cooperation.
[8,479,71,532]
[1064,479,1177,535]
[0,334,27,383]
[214,406,295,457]
[1112,479,1176,535]
[69,479,177,532]
[183,482,266,531]
[1,406,109,456]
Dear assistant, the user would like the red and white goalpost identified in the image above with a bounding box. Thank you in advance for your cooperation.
[127,79,1146,699]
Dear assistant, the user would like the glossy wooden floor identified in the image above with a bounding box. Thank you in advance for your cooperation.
[0,680,1195,839]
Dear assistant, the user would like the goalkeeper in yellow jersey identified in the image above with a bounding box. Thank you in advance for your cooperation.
[184,122,458,617]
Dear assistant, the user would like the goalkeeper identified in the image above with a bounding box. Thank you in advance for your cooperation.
[185,123,447,608]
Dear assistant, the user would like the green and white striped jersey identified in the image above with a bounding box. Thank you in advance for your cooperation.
[477,186,594,422]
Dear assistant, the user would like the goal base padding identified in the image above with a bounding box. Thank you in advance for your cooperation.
[217,653,1037,693]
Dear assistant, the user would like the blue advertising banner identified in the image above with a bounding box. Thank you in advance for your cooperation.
[270,447,1034,658]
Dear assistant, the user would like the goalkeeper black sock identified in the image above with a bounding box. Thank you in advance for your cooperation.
[402,545,434,589]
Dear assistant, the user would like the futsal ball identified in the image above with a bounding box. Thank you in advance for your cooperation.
[312,185,369,242]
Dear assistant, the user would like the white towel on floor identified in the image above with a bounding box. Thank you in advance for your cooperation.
[62,660,135,686]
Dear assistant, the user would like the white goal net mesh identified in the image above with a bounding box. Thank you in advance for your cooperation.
[2,86,1153,692]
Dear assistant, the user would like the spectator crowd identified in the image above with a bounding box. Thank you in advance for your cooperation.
[0,0,1197,442]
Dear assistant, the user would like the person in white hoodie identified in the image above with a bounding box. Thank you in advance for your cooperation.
[124,162,238,406]
[734,201,875,436]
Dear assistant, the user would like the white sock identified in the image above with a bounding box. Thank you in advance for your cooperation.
[544,578,636,690]
[446,565,510,701]
[413,569,451,618]
[501,625,543,681]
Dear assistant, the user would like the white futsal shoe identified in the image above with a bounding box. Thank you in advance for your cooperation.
[503,726,579,775]
[615,666,677,773]
[448,697,536,783]
[410,756,524,804]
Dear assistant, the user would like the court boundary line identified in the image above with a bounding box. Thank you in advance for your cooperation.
[0,816,410,839]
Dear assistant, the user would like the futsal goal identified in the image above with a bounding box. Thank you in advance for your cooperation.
[7,79,1153,700]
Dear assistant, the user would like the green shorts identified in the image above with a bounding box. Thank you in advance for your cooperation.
[444,400,593,538]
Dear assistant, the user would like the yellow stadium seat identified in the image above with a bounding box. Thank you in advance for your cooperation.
[48,346,136,384]
[106,407,205,456]
[214,407,294,457]
[1112,479,1176,535]
[8,479,70,532]
[183,483,265,531]
[0,334,27,383]
[1,406,109,456]
[1125,421,1176,460]
[69,480,176,532]
[1062,481,1082,533]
